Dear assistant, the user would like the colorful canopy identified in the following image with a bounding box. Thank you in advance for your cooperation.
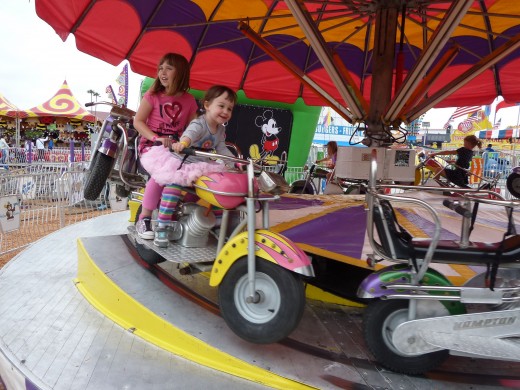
[477,128,519,139]
[35,1,520,135]
[0,93,26,118]
[24,80,95,122]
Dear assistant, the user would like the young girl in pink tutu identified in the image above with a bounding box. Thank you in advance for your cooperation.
[140,85,237,247]
[133,53,198,240]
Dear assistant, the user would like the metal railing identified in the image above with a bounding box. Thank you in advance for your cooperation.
[0,161,118,257]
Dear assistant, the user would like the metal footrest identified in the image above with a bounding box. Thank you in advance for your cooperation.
[128,226,217,264]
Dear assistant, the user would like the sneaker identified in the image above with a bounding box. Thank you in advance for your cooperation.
[153,226,169,248]
[136,217,154,240]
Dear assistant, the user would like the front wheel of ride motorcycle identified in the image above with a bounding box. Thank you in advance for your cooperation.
[363,299,449,375]
[218,257,305,344]
[134,205,165,265]
[84,152,114,200]
[506,172,520,199]
[289,180,315,195]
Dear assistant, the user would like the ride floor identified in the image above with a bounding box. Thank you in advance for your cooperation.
[0,205,519,389]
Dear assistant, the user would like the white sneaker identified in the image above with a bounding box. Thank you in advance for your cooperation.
[136,218,154,240]
[153,226,169,248]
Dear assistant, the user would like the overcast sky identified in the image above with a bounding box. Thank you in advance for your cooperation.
[3,1,520,130]
[1,1,144,112]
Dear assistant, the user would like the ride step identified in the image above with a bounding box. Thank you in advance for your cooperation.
[128,226,217,264]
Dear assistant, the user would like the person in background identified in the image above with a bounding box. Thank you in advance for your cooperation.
[36,135,48,161]
[316,141,338,168]
[133,52,199,240]
[485,143,495,152]
[0,136,9,164]
[315,140,338,181]
[428,134,482,187]
[48,136,54,151]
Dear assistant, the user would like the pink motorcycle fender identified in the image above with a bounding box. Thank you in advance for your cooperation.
[209,229,314,287]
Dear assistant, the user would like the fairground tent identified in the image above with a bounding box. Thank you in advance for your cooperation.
[0,93,26,119]
[24,80,95,122]
[0,93,27,144]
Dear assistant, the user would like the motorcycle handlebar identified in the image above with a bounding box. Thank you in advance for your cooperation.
[181,147,260,168]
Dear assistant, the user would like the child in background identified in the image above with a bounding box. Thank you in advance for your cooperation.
[133,53,198,239]
[140,85,237,247]
[429,134,482,187]
[315,140,338,181]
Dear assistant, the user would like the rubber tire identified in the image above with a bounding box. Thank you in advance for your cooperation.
[134,205,165,265]
[506,172,520,199]
[363,299,449,375]
[289,180,315,195]
[218,257,305,344]
[84,153,114,200]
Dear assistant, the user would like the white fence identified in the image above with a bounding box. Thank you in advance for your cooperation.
[0,162,115,257]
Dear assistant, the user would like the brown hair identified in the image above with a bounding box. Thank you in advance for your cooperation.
[326,141,338,155]
[150,53,191,95]
[464,134,482,149]
[201,85,237,107]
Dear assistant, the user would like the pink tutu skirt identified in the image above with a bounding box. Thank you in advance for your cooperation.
[140,145,226,187]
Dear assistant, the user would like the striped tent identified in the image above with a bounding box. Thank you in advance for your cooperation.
[23,80,95,122]
[0,93,26,119]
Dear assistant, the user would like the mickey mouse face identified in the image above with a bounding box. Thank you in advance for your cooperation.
[255,110,281,135]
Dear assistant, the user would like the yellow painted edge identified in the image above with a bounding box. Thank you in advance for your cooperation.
[297,243,373,270]
[305,284,365,308]
[76,239,316,390]
[445,264,478,286]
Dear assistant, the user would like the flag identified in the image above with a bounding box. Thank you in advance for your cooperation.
[496,100,518,112]
[116,64,129,106]
[466,110,480,122]
[443,115,454,130]
[484,104,491,118]
[106,85,117,104]
[321,108,331,128]
[451,106,481,118]
[459,110,480,132]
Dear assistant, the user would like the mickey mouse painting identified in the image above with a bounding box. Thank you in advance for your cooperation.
[249,110,282,163]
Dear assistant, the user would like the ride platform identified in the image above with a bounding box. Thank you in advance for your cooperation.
[0,207,519,389]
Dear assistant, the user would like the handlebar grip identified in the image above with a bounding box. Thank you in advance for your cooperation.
[85,102,94,107]
[181,147,196,156]
[442,199,472,218]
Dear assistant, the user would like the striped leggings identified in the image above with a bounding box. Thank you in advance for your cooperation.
[157,184,198,224]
